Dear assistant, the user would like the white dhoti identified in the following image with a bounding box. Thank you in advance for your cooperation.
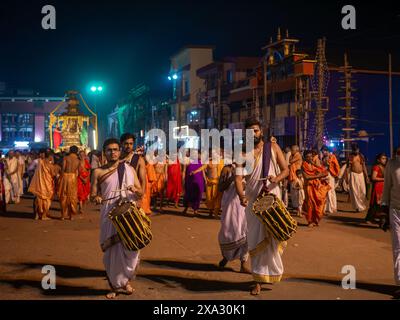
[100,163,140,290]
[18,173,24,196]
[218,182,248,262]
[3,176,12,204]
[6,158,20,203]
[390,208,400,285]
[244,148,285,283]
[290,180,304,210]
[9,173,20,203]
[349,172,367,211]
[325,173,337,214]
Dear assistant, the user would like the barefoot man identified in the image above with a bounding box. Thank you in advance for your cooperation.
[235,118,289,295]
[28,150,56,220]
[91,138,143,299]
[191,149,224,217]
[58,145,80,220]
[348,144,370,212]
[217,162,250,273]
[321,145,340,215]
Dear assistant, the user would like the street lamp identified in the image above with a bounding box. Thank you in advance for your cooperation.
[89,83,104,112]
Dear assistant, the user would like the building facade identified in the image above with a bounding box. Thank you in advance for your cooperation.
[0,96,65,150]
[169,46,214,130]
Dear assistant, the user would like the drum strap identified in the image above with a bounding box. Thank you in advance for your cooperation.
[130,154,140,172]
[262,141,272,179]
[101,234,121,252]
[117,162,126,191]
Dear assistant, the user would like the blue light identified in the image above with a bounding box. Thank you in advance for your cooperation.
[90,86,97,92]
[172,74,178,80]
[97,86,103,92]
[14,141,30,148]
[330,142,335,148]
[168,76,172,81]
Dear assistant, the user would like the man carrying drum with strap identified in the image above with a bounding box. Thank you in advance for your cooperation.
[235,118,289,296]
[91,138,143,299]
[120,133,147,205]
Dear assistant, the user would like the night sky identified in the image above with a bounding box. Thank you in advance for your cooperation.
[1,0,400,113]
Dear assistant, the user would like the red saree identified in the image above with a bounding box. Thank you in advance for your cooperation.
[77,159,91,202]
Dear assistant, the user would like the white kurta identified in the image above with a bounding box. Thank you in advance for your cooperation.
[99,163,140,290]
[349,171,367,211]
[219,175,248,262]
[244,147,285,283]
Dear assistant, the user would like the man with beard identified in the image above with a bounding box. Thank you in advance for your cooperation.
[91,138,143,299]
[235,118,289,295]
[120,133,146,201]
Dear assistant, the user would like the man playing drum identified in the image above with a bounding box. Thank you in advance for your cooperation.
[91,138,143,299]
[235,118,289,295]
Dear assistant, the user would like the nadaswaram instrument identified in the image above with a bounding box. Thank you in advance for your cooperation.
[252,191,297,241]
[108,200,152,251]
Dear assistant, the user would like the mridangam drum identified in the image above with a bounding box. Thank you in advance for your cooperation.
[108,200,152,251]
[252,192,297,242]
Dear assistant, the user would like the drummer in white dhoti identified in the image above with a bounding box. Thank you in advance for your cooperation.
[217,162,250,273]
[91,138,143,299]
[235,118,289,296]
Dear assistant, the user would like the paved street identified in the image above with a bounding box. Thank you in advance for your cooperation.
[0,193,397,300]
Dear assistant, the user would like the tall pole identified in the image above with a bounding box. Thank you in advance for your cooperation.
[389,53,393,158]
[311,38,329,150]
[178,75,183,128]
[315,39,324,150]
[218,75,222,130]
[263,56,268,115]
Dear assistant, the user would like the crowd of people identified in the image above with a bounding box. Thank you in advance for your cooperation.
[0,148,101,220]
[0,117,399,299]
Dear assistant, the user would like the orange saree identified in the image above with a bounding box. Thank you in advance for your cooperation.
[142,163,156,215]
[302,161,331,225]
